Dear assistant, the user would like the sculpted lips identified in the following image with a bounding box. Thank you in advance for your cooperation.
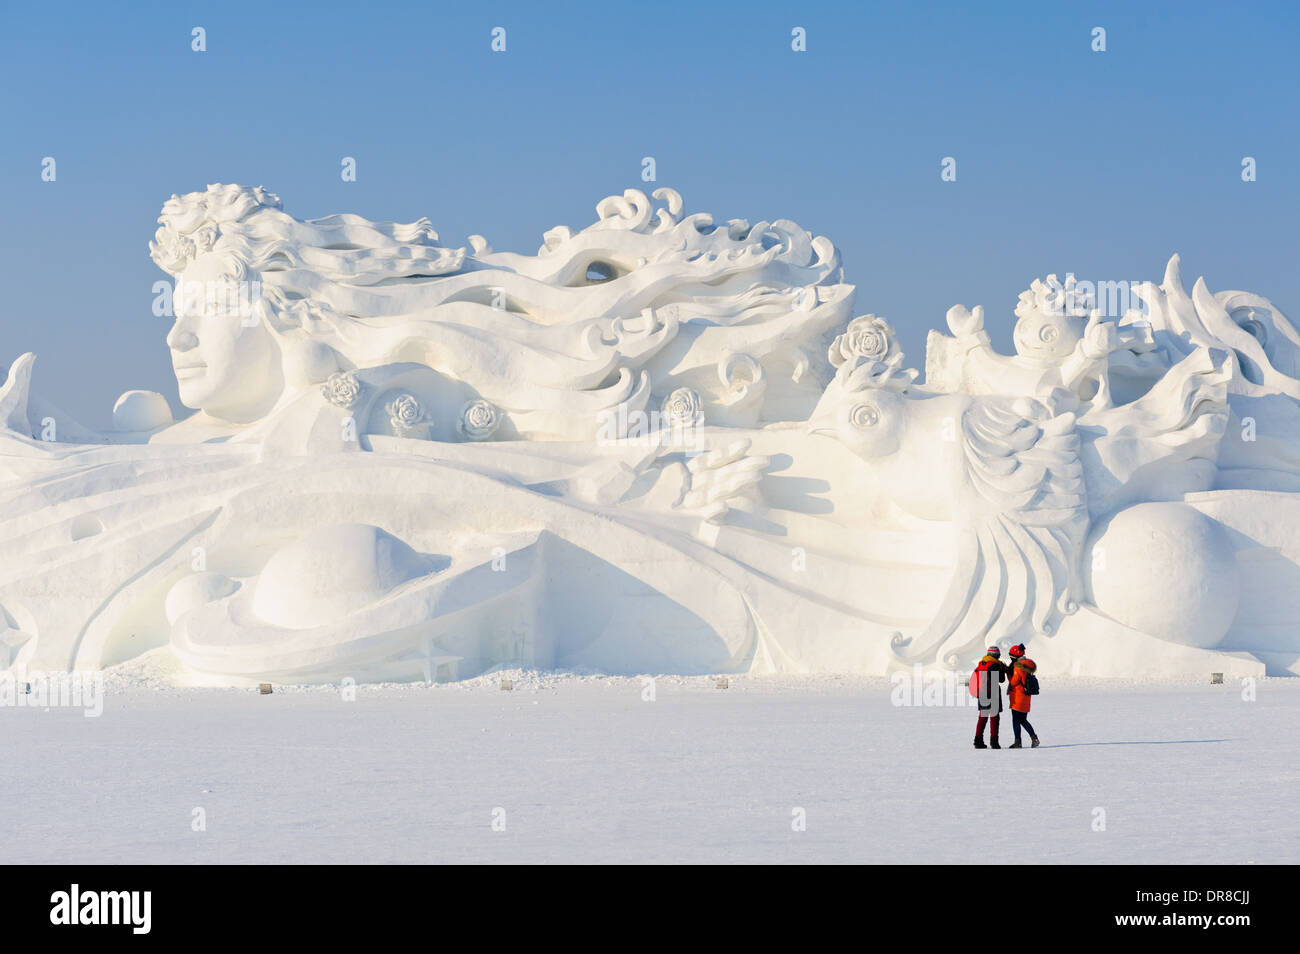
[172,360,207,379]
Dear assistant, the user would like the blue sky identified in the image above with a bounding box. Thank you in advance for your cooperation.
[2,0,1297,425]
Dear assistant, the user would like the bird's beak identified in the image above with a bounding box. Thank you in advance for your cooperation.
[806,418,835,437]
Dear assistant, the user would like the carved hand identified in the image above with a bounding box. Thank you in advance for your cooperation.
[678,439,770,524]
[1079,311,1120,360]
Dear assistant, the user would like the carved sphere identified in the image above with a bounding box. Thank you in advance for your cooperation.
[1086,503,1239,649]
[252,524,434,630]
[112,390,174,432]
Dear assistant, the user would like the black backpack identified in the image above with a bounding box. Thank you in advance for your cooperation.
[1023,672,1040,696]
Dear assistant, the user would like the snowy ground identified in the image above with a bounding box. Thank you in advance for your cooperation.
[5,665,1298,864]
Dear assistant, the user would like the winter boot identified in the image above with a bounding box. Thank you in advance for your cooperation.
[1009,741,1022,748]
[973,738,987,749]
[1031,736,1040,748]
[989,739,1001,749]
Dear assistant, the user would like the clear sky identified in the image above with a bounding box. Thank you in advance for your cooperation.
[2,0,1297,426]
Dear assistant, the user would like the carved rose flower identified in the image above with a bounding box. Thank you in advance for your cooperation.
[660,387,704,428]
[387,393,425,432]
[321,371,362,409]
[459,399,501,440]
[829,315,897,368]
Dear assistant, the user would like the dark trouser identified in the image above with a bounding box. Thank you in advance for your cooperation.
[975,714,1000,743]
[1011,709,1036,743]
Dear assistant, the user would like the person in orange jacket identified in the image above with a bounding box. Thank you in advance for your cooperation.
[1006,644,1040,748]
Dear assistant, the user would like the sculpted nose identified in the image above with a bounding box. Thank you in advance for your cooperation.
[167,320,198,351]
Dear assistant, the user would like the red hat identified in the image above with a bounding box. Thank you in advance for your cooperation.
[1009,644,1026,658]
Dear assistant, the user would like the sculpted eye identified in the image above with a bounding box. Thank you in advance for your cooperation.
[850,403,880,428]
[1039,324,1059,343]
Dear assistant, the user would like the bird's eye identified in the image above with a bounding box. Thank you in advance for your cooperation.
[850,404,880,428]
[1039,324,1059,343]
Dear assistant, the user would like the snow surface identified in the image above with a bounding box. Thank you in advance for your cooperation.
[5,658,1297,863]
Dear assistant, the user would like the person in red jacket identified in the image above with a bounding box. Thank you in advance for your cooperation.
[972,646,1008,749]
[1006,644,1040,748]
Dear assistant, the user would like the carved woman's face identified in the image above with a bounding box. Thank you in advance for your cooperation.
[167,255,279,421]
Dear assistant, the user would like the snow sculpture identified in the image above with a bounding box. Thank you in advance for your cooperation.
[1,184,1298,684]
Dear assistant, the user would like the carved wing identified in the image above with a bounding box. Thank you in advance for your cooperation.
[893,396,1089,667]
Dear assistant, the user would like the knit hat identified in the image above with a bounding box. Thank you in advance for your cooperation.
[986,646,1001,658]
[1009,644,1026,658]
